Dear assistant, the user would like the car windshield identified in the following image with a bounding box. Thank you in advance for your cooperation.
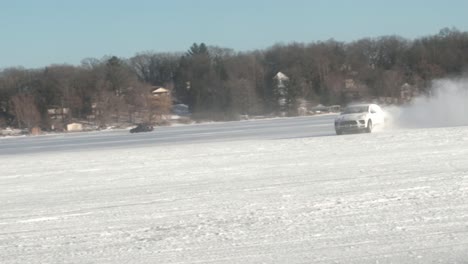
[343,106,369,114]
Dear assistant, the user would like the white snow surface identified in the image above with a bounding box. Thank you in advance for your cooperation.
[1,125,468,263]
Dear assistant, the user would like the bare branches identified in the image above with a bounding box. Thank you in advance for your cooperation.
[9,93,41,129]
[1,29,468,128]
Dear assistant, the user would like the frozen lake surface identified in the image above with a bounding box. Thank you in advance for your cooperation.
[1,115,468,263]
[0,115,336,155]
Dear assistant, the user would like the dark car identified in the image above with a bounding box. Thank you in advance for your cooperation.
[130,123,154,133]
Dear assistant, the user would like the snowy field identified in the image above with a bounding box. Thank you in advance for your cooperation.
[1,116,468,263]
[2,78,468,264]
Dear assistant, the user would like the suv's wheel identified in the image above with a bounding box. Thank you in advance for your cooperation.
[335,129,342,135]
[366,120,373,133]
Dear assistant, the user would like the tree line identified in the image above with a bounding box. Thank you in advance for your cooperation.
[1,27,468,130]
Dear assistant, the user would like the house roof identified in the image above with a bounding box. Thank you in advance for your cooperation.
[152,87,169,94]
[273,72,289,81]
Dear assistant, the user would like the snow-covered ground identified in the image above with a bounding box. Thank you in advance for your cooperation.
[1,120,468,263]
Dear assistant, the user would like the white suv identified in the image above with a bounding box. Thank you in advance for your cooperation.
[334,104,385,135]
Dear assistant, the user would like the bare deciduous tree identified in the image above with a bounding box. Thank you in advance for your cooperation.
[9,93,41,129]
[2,29,468,127]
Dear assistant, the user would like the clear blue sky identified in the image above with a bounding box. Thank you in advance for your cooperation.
[1,0,467,69]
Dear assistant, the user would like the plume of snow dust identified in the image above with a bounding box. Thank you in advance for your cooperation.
[384,78,468,129]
